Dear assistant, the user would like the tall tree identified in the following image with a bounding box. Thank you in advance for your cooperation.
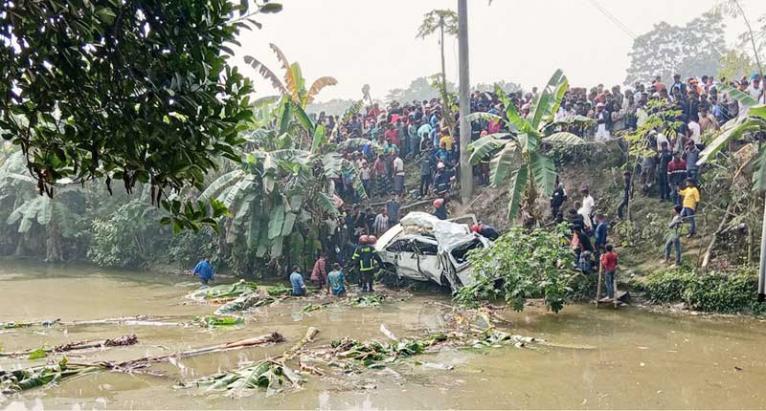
[718,0,764,80]
[385,77,455,103]
[416,9,458,106]
[625,11,727,84]
[417,8,459,136]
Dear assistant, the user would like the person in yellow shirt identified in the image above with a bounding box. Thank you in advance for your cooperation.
[439,133,454,151]
[678,178,700,237]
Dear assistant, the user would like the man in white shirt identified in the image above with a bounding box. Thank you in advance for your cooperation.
[687,119,701,145]
[392,154,405,195]
[373,209,389,236]
[655,132,670,151]
[579,187,595,230]
[747,76,765,103]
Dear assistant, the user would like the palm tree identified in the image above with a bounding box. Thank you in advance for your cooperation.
[417,9,459,133]
[417,10,458,107]
[244,44,337,107]
[467,70,584,223]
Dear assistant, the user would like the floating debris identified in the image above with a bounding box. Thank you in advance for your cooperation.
[1,335,139,359]
[194,316,244,328]
[187,280,259,302]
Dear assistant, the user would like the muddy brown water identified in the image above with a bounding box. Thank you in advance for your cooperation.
[1,260,766,410]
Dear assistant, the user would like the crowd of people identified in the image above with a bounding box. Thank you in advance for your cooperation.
[191,71,762,298]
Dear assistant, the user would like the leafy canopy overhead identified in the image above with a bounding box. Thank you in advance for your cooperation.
[0,0,280,223]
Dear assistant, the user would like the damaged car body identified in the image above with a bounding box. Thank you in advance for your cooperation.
[374,212,492,292]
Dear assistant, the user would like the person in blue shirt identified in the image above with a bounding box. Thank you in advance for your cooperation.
[289,266,306,296]
[327,263,348,296]
[192,257,214,285]
[593,214,609,259]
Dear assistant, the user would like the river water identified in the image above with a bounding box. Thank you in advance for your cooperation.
[1,260,766,410]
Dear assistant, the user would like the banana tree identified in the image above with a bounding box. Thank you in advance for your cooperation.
[467,70,584,223]
[1,152,84,261]
[699,85,766,190]
[244,44,337,107]
[199,111,362,274]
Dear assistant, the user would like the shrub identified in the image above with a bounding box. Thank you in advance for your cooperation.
[643,269,696,303]
[454,224,575,313]
[643,268,765,314]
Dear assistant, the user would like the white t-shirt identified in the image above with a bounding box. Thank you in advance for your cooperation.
[656,133,669,151]
[393,157,404,176]
[582,194,595,216]
[688,121,701,144]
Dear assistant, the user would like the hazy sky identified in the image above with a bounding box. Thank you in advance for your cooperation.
[233,0,766,102]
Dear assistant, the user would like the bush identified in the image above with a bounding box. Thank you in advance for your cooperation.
[454,224,576,313]
[87,201,170,268]
[643,269,696,303]
[643,268,765,314]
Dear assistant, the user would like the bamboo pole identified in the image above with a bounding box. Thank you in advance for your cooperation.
[595,263,603,307]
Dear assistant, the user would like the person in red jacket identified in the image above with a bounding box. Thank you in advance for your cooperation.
[599,244,618,301]
[667,152,687,206]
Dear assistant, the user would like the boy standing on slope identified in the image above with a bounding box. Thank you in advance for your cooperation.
[599,244,618,301]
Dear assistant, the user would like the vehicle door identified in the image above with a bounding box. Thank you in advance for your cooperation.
[411,238,443,285]
[385,238,429,282]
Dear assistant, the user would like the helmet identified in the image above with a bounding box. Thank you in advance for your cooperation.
[368,235,378,244]
[359,235,370,244]
[471,224,480,233]
[433,198,444,208]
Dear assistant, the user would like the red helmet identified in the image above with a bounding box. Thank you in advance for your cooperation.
[433,198,444,208]
[471,224,480,233]
[368,235,378,244]
[359,235,370,244]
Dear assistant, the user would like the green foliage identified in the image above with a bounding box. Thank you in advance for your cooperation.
[27,347,47,360]
[454,225,575,313]
[244,44,336,107]
[0,357,101,393]
[331,336,435,368]
[0,0,279,231]
[467,71,583,222]
[87,194,169,268]
[266,284,291,297]
[195,315,244,328]
[643,268,766,314]
[181,359,301,395]
[190,281,259,301]
[346,294,386,307]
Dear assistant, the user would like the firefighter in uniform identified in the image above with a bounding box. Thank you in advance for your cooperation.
[351,235,384,293]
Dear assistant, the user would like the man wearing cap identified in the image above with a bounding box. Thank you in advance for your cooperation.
[595,102,611,142]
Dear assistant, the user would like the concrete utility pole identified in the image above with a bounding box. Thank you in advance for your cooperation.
[457,0,472,204]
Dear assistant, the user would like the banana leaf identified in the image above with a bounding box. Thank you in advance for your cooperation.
[178,359,302,396]
[187,280,259,301]
[195,315,245,328]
